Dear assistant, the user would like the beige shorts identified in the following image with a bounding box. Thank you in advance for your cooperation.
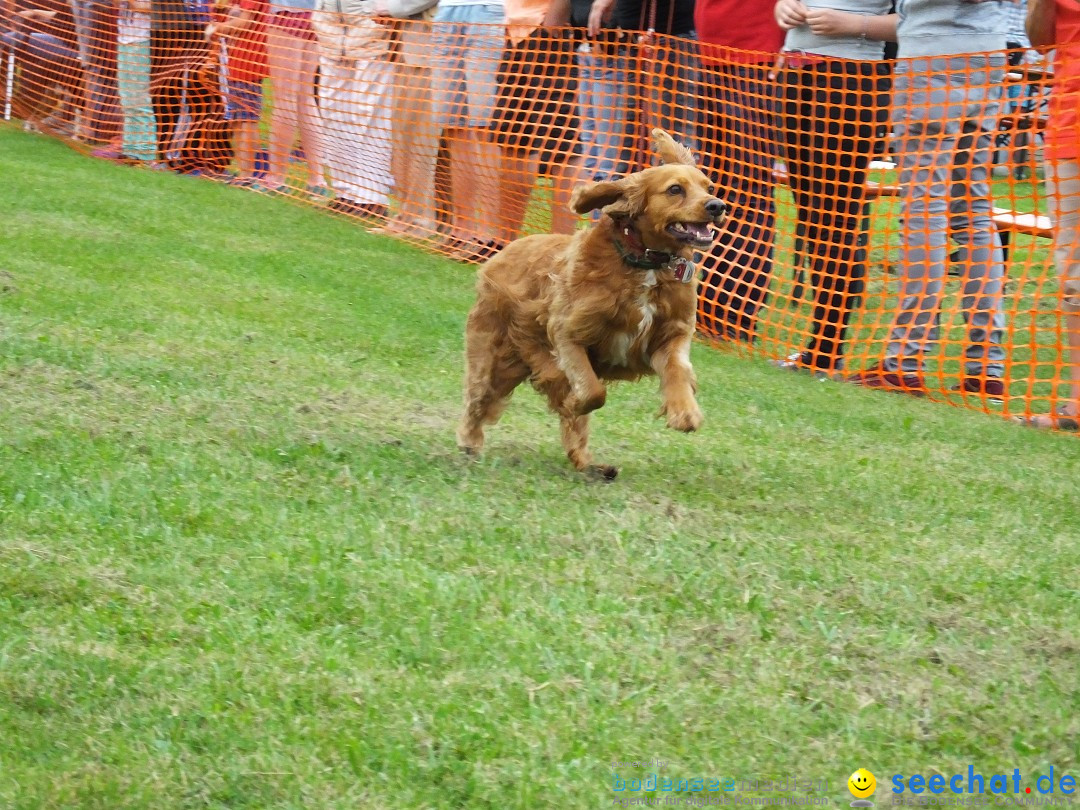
[1045,158,1080,313]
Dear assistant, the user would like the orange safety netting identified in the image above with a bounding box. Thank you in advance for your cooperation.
[3,6,1078,431]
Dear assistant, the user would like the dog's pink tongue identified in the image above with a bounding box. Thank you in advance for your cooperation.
[687,223,714,241]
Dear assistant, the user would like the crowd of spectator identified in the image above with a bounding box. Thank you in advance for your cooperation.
[1,0,1078,428]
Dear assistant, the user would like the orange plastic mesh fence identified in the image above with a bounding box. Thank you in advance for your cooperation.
[3,8,1079,430]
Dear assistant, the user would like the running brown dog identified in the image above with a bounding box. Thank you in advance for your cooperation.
[456,129,728,479]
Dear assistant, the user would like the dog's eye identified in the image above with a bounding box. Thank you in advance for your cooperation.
[666,184,684,196]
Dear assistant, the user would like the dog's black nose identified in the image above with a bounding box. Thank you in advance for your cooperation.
[705,198,728,218]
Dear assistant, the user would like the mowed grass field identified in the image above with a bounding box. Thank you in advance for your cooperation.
[1,125,1079,809]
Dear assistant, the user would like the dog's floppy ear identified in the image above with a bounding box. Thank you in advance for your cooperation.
[652,128,696,166]
[569,176,646,219]
[570,180,625,214]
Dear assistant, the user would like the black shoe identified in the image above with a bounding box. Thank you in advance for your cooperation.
[951,376,1006,404]
[328,197,360,214]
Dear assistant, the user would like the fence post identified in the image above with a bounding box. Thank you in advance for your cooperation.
[3,46,12,121]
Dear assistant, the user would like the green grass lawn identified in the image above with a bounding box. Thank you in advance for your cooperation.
[1,125,1078,810]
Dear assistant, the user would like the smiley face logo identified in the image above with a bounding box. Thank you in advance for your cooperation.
[848,769,876,799]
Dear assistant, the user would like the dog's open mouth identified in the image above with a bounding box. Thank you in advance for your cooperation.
[666,221,717,248]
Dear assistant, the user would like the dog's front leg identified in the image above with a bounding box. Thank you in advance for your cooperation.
[552,338,607,416]
[651,337,703,432]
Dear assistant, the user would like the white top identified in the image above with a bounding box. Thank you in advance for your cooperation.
[118,3,151,44]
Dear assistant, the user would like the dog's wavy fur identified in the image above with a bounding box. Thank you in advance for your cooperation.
[456,129,727,478]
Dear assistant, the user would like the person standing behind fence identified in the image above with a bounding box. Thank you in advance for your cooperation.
[205,0,267,185]
[584,0,697,173]
[313,0,393,216]
[490,0,582,239]
[694,0,783,345]
[150,0,205,167]
[1021,0,1080,429]
[262,0,329,197]
[771,0,896,376]
[551,0,628,183]
[3,0,82,133]
[70,0,122,145]
[430,0,506,262]
[373,0,439,239]
[108,0,154,160]
[86,0,123,146]
[848,0,1011,401]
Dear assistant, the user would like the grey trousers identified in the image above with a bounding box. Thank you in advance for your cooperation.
[884,54,1008,377]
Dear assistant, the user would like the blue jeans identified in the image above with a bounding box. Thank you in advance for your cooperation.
[576,45,633,181]
[431,3,505,129]
[575,31,698,181]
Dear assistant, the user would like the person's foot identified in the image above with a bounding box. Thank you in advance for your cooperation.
[39,116,75,137]
[227,175,257,188]
[90,146,124,160]
[259,178,286,194]
[951,375,1006,404]
[847,363,927,396]
[1015,407,1080,431]
[771,350,843,380]
[372,215,434,240]
[450,237,505,263]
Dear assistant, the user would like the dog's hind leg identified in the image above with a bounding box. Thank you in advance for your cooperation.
[457,324,528,456]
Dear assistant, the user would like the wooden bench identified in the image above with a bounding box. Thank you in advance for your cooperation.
[992,207,1053,260]
[773,165,1051,283]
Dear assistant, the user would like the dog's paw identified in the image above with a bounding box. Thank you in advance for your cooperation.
[665,403,703,432]
[455,427,484,458]
[584,464,619,481]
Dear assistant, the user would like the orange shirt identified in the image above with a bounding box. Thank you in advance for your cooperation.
[504,0,546,43]
[1047,0,1080,161]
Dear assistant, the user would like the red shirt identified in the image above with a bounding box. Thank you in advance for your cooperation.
[222,0,267,84]
[1046,0,1080,161]
[695,0,783,64]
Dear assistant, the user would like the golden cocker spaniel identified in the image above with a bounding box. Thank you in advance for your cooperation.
[457,129,728,479]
